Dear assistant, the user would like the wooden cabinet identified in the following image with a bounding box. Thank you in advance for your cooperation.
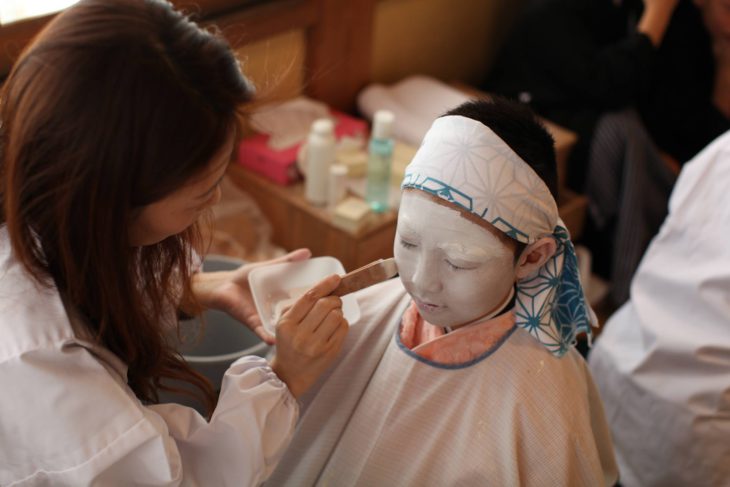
[227,164,397,272]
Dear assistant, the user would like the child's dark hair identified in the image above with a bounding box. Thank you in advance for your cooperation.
[443,97,558,200]
[443,97,558,260]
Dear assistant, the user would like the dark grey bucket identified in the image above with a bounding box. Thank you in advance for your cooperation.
[159,255,270,413]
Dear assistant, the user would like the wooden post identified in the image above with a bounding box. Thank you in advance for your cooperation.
[305,0,375,112]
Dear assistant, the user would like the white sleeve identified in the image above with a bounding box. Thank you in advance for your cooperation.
[148,356,300,486]
[5,348,298,487]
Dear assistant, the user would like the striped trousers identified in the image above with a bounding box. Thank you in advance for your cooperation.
[585,109,677,306]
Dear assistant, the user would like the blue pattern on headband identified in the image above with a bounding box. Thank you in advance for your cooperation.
[550,227,593,353]
[402,173,475,214]
[402,175,531,244]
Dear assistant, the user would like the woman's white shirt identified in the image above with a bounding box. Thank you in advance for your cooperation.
[0,228,298,486]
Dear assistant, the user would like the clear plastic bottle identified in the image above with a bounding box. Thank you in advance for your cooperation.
[305,118,336,206]
[365,110,395,213]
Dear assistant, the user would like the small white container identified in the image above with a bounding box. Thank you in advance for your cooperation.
[304,118,336,206]
[328,163,348,209]
[249,256,361,335]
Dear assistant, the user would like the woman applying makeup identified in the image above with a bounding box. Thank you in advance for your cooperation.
[0,1,347,484]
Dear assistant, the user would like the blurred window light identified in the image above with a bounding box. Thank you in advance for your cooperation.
[1,0,79,25]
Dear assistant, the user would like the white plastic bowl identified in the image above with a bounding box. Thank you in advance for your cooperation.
[248,256,361,335]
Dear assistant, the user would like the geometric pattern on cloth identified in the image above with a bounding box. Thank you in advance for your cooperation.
[401,115,595,356]
[514,225,594,357]
[401,115,558,245]
[400,174,531,242]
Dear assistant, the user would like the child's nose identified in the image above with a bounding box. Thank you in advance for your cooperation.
[413,254,442,294]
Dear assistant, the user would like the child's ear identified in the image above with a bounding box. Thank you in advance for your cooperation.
[515,236,557,280]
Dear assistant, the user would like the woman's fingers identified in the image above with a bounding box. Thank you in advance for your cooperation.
[282,274,341,325]
[271,277,349,398]
[252,323,275,345]
[284,248,312,263]
[296,296,342,336]
[332,316,349,342]
[311,307,347,343]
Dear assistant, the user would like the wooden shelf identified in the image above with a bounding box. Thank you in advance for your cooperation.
[227,164,397,271]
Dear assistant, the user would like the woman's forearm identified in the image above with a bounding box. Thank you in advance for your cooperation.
[638,0,679,47]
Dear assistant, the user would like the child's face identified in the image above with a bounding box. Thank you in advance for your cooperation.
[394,189,517,328]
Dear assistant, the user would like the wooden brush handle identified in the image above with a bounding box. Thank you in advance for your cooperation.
[330,260,387,297]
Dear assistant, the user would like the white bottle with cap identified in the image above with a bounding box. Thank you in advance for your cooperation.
[365,110,395,212]
[305,118,336,206]
[328,163,348,209]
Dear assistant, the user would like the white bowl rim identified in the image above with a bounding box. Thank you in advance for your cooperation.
[248,256,352,334]
[183,340,269,363]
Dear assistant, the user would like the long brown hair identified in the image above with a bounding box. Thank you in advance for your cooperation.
[0,0,254,411]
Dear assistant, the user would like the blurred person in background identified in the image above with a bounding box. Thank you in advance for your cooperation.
[588,129,730,487]
[487,0,730,306]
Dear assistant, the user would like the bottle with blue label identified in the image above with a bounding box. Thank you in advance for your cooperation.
[366,110,395,213]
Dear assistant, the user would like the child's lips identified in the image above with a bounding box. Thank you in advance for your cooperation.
[415,298,443,313]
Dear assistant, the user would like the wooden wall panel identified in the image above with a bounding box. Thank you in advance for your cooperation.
[0,0,377,111]
[305,0,375,112]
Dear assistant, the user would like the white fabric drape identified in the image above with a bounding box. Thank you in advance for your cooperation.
[266,278,617,486]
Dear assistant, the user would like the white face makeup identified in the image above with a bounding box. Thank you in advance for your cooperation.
[394,189,517,328]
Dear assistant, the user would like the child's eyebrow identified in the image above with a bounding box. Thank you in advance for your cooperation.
[397,221,419,235]
[437,242,491,259]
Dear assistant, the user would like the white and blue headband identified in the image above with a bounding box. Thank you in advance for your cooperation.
[401,115,596,357]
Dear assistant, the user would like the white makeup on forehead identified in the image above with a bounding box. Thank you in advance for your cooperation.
[398,194,512,262]
[395,190,516,328]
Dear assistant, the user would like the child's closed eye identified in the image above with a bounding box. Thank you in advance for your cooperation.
[446,260,476,271]
[400,239,417,249]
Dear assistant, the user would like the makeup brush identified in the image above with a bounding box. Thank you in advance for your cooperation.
[330,258,398,297]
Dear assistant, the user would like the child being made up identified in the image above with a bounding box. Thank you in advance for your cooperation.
[266,98,619,486]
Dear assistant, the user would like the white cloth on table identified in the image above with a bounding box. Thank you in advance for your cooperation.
[588,130,730,487]
[356,75,471,146]
[266,278,617,486]
[0,227,298,487]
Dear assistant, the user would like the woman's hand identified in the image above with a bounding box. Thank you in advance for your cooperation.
[270,274,349,398]
[191,249,312,344]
